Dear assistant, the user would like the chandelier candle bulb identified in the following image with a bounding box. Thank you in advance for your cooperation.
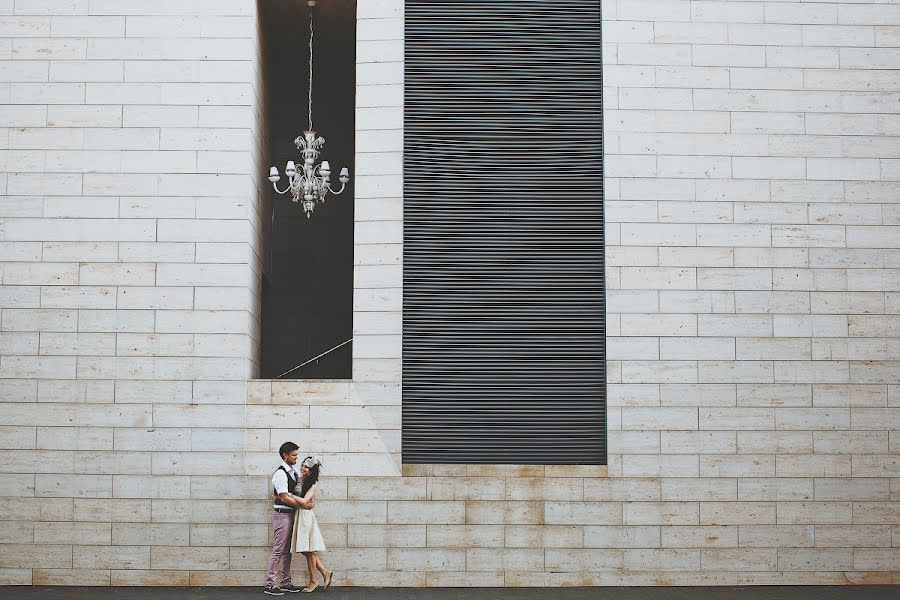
[268,167,280,182]
[285,161,296,176]
[339,167,349,183]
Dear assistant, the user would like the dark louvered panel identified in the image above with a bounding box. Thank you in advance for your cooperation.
[403,0,605,464]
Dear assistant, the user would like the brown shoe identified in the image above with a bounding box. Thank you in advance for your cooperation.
[324,570,334,590]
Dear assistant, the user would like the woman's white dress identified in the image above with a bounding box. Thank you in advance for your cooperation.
[291,508,326,553]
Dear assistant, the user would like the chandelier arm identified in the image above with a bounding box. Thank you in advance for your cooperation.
[325,181,346,195]
[272,180,291,195]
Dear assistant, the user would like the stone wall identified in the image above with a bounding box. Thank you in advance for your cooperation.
[0,0,898,587]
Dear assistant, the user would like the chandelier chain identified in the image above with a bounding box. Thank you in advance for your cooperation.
[308,8,314,132]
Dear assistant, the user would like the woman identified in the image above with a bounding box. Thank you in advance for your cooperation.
[288,456,334,592]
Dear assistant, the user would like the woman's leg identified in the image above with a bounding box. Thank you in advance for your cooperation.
[303,552,317,588]
[314,552,327,576]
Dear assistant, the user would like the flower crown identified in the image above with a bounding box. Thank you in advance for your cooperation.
[301,456,321,469]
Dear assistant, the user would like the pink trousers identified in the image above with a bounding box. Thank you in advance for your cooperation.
[265,510,294,588]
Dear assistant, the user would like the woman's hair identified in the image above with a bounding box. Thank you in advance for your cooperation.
[299,456,321,497]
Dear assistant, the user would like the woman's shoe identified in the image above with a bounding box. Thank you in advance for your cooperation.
[301,582,318,593]
[324,570,334,590]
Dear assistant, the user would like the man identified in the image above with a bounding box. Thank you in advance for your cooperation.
[265,441,315,595]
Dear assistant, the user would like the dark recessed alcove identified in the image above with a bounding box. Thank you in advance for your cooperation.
[258,0,356,379]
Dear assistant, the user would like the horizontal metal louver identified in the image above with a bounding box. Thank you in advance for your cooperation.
[402,0,606,464]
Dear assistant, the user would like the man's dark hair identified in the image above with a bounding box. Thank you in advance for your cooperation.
[279,441,299,459]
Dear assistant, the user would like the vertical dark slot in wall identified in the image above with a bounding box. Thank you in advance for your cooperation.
[403,0,606,464]
[258,0,356,379]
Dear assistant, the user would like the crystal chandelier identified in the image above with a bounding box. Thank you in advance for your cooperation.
[268,0,349,218]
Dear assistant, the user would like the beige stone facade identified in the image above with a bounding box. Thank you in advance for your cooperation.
[0,0,898,587]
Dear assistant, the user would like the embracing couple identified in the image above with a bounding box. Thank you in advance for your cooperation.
[264,441,335,595]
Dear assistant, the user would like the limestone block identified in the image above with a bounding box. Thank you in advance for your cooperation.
[35,474,112,498]
[584,478,660,502]
[700,408,774,430]
[465,548,543,572]
[738,525,814,548]
[309,406,399,429]
[113,523,189,546]
[34,522,111,545]
[348,524,425,548]
[776,455,852,478]
[150,499,190,523]
[776,407,851,430]
[661,478,736,502]
[266,429,347,453]
[815,478,890,501]
[388,501,463,525]
[271,380,351,405]
[39,332,116,356]
[245,405,309,429]
[622,455,700,478]
[545,549,623,572]
[190,524,267,546]
[153,405,243,428]
[0,426,35,450]
[321,452,400,477]
[0,521,33,544]
[505,478,584,502]
[188,476,263,500]
[419,525,501,552]
[738,478,813,502]
[0,569,31,585]
[624,549,701,572]
[701,548,777,572]
[1,308,77,331]
[32,569,110,586]
[736,431,813,454]
[700,502,775,525]
[386,548,464,571]
[348,429,400,453]
[466,501,543,525]
[316,547,388,571]
[150,547,228,570]
[191,429,244,452]
[777,501,852,524]
[585,526,660,549]
[427,477,506,501]
[426,571,505,587]
[506,525,584,549]
[660,431,736,454]
[152,452,242,476]
[545,502,621,526]
[114,380,191,404]
[700,455,775,478]
[348,477,425,501]
[110,570,190,586]
[815,525,892,548]
[621,407,698,430]
[337,571,425,586]
[853,548,900,571]
[113,475,190,499]
[852,454,900,477]
[73,546,150,570]
[316,500,387,525]
[777,547,853,571]
[76,309,154,333]
[852,502,900,524]
[113,428,190,452]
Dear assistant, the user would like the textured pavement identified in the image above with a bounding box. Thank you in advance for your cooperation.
[0,587,898,600]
